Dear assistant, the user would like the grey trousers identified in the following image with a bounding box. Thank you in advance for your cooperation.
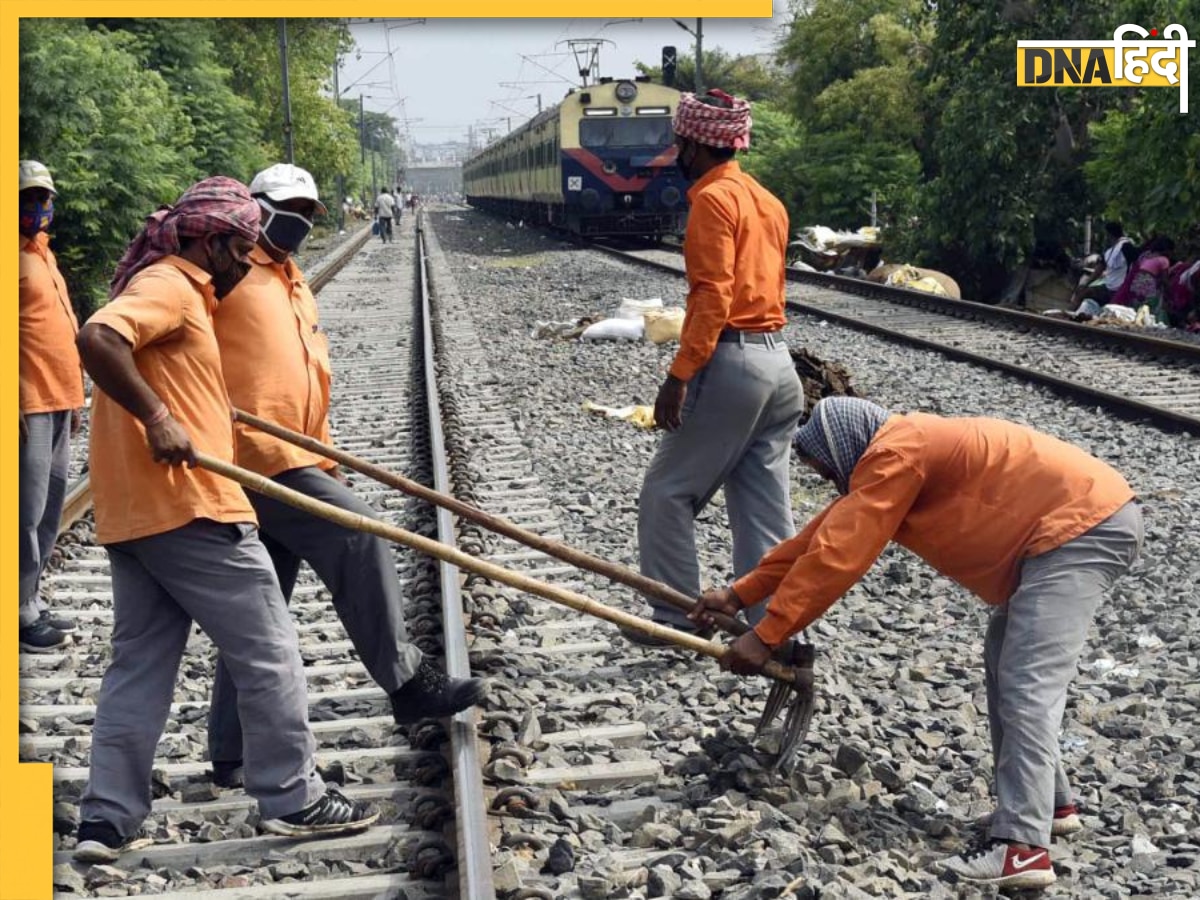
[81,520,325,834]
[986,500,1143,847]
[639,337,805,628]
[208,466,423,764]
[18,410,71,627]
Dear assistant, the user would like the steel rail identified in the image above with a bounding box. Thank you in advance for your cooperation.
[55,223,376,537]
[590,244,1200,435]
[785,267,1200,365]
[416,210,496,900]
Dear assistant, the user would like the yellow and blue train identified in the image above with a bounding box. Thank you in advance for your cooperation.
[463,78,688,237]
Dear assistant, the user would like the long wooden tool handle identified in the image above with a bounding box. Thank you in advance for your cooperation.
[196,453,802,686]
[233,409,751,638]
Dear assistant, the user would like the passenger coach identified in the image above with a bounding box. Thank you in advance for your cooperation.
[463,78,688,237]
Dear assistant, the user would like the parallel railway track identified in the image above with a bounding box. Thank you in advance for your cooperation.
[600,242,1200,434]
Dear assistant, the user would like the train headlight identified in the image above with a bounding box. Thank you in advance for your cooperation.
[661,186,682,208]
[581,188,600,209]
[615,81,638,103]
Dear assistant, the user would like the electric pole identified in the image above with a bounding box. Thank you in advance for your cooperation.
[278,19,294,163]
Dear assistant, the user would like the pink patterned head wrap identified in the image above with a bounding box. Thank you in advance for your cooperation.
[673,88,752,150]
[109,176,261,298]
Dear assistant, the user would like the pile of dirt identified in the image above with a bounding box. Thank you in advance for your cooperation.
[791,347,860,417]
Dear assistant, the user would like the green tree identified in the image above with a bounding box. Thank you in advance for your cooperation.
[1083,0,1200,243]
[215,19,358,201]
[891,0,1133,299]
[19,18,199,315]
[740,103,808,224]
[772,0,928,232]
[86,19,269,181]
[635,47,783,102]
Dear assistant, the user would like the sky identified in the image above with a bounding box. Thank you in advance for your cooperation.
[336,13,793,148]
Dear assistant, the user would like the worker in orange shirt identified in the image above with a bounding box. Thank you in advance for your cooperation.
[18,159,84,652]
[629,88,804,645]
[73,177,377,865]
[206,164,485,790]
[691,397,1143,891]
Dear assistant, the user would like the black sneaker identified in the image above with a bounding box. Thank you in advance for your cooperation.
[19,618,69,653]
[211,761,245,790]
[73,820,153,864]
[39,608,76,633]
[390,658,488,725]
[260,787,379,837]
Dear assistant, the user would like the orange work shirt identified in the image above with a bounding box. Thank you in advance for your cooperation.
[669,160,789,383]
[734,414,1136,647]
[86,256,255,545]
[214,246,334,477]
[19,233,84,413]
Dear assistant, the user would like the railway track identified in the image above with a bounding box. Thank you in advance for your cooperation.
[601,243,1200,435]
[25,218,494,898]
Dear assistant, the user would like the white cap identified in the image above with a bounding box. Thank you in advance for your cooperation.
[248,163,327,214]
[19,160,56,194]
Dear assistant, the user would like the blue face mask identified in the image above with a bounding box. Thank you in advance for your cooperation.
[258,198,313,254]
[19,197,54,235]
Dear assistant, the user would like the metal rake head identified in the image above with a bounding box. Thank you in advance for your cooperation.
[753,641,816,772]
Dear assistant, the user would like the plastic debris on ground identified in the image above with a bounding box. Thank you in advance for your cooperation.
[581,401,655,429]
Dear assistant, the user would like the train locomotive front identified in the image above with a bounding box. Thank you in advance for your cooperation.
[463,78,688,238]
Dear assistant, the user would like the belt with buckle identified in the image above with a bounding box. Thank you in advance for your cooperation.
[718,328,783,345]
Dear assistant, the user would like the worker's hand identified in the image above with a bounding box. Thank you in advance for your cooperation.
[71,407,84,437]
[146,415,196,467]
[328,466,349,485]
[719,630,772,675]
[653,375,687,431]
[689,586,741,628]
[19,413,28,444]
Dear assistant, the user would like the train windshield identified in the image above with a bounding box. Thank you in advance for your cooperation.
[580,117,674,150]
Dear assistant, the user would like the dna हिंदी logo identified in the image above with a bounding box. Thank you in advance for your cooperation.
[1017,24,1194,113]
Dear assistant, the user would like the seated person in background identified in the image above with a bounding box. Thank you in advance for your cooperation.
[1164,257,1200,330]
[1067,221,1133,310]
[1112,235,1174,310]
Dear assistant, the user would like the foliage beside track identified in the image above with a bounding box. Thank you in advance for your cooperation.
[19,18,396,317]
[645,0,1198,300]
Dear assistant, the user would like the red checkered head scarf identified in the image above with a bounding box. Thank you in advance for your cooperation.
[673,88,752,150]
[110,176,261,298]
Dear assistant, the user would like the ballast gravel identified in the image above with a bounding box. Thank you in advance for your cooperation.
[427,208,1200,900]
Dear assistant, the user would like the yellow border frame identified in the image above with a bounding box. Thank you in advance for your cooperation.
[3,4,767,898]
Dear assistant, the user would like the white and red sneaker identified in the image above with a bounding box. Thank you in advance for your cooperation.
[941,841,1057,889]
[974,803,1083,837]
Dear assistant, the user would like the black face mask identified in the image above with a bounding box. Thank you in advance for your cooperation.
[676,141,697,181]
[208,237,251,300]
[258,198,313,254]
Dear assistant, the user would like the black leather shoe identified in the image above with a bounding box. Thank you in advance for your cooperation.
[390,659,488,725]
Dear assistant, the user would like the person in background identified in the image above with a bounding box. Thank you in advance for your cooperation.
[373,187,396,243]
[1067,221,1133,310]
[18,159,84,652]
[72,177,378,864]
[206,163,486,790]
[1112,235,1174,312]
[1164,257,1200,330]
[628,88,805,646]
[691,397,1142,890]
